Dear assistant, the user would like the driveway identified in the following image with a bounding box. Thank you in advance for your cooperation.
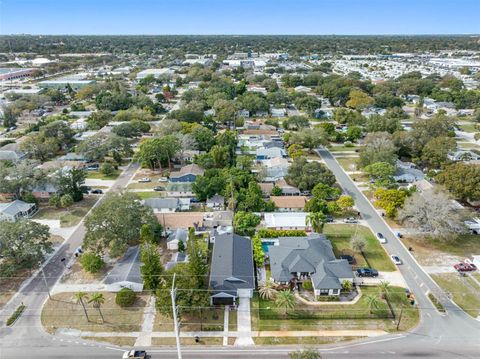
[234,291,254,346]
[103,245,141,285]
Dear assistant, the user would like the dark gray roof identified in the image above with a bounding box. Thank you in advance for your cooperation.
[144,197,179,209]
[167,228,188,243]
[269,235,353,290]
[209,233,255,297]
[207,194,225,204]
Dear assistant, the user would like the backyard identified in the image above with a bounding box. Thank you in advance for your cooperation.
[34,196,98,227]
[323,224,396,271]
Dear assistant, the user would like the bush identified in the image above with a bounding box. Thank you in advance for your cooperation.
[257,229,307,238]
[79,252,104,273]
[49,193,62,208]
[21,192,38,205]
[115,287,136,307]
[101,162,115,176]
[344,140,354,147]
[60,194,74,208]
[302,280,313,290]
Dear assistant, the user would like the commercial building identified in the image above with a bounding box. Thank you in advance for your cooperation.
[0,68,35,81]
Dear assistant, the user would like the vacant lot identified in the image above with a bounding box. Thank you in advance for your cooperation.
[251,286,418,332]
[86,170,120,180]
[34,196,97,227]
[152,306,226,332]
[324,224,396,271]
[431,273,480,318]
[41,292,148,333]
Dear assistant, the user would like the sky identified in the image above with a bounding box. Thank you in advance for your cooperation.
[1,0,479,35]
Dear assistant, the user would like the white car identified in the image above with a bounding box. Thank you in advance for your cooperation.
[391,255,402,265]
[376,232,387,244]
[138,177,151,183]
[158,177,168,182]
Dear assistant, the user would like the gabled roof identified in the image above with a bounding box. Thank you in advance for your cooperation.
[0,200,35,216]
[170,164,205,178]
[269,235,352,289]
[270,196,308,209]
[144,197,180,210]
[209,233,254,297]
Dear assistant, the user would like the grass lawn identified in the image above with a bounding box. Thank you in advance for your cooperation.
[457,122,478,133]
[431,273,480,318]
[151,337,223,346]
[86,170,120,180]
[41,292,148,333]
[82,336,136,347]
[253,336,360,345]
[401,234,480,266]
[153,307,225,332]
[328,145,360,152]
[336,157,359,172]
[127,182,161,190]
[34,196,97,227]
[251,286,418,332]
[324,224,396,271]
[134,191,164,200]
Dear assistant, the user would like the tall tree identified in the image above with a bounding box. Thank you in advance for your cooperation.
[73,292,90,322]
[88,292,105,323]
[275,290,296,316]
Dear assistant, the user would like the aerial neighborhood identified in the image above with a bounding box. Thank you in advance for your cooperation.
[1,34,480,356]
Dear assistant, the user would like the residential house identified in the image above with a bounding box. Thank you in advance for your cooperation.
[143,198,190,213]
[167,228,188,250]
[271,108,287,118]
[0,200,38,222]
[237,109,250,118]
[156,212,204,233]
[169,164,205,183]
[203,211,234,229]
[256,147,286,160]
[269,235,353,297]
[209,232,255,306]
[57,153,88,162]
[264,212,309,231]
[32,182,59,200]
[259,182,274,197]
[270,196,308,212]
[206,194,225,210]
[394,160,424,183]
[448,150,480,162]
[165,182,194,197]
[0,143,25,162]
[274,179,301,196]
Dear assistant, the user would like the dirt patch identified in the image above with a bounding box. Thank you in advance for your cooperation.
[0,268,32,309]
[60,261,113,285]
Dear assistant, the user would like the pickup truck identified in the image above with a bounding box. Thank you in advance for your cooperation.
[123,350,148,359]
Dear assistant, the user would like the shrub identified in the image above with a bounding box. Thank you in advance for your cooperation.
[21,192,38,205]
[302,280,313,290]
[48,193,62,208]
[115,287,136,307]
[60,194,74,208]
[101,162,115,176]
[344,140,354,147]
[79,252,104,273]
[257,229,307,238]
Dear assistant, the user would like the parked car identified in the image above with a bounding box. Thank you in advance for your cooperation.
[377,232,387,244]
[391,255,402,265]
[153,186,164,192]
[325,215,334,223]
[340,254,355,264]
[91,189,103,194]
[123,350,148,359]
[453,262,477,272]
[86,163,99,171]
[356,268,379,277]
[344,217,358,224]
[138,178,151,183]
[158,177,168,182]
[81,185,92,194]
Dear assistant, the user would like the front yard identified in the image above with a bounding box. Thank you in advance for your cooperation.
[431,273,480,318]
[41,292,149,333]
[251,286,418,332]
[86,170,121,180]
[34,196,98,227]
[324,224,396,271]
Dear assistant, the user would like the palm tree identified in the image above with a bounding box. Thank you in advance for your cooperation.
[88,292,105,323]
[259,279,278,300]
[365,294,381,314]
[73,291,90,322]
[379,281,395,317]
[275,290,296,316]
[305,212,326,233]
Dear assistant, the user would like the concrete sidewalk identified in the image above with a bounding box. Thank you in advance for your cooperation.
[234,294,254,346]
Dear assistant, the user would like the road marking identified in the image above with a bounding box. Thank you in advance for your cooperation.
[420,282,425,288]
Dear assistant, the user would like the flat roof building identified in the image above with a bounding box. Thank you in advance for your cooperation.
[0,68,35,81]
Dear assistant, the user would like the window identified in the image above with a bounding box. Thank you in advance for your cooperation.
[319,289,329,295]
[331,289,339,295]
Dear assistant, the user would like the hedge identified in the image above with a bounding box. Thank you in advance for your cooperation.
[7,304,26,326]
[257,229,307,238]
[116,288,137,307]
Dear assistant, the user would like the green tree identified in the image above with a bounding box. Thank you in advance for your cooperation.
[374,188,408,218]
[275,290,296,316]
[436,163,480,202]
[57,168,86,202]
[365,294,381,314]
[60,194,74,208]
[73,292,90,322]
[0,220,52,274]
[79,252,104,273]
[88,293,105,323]
[285,157,336,192]
[252,235,265,267]
[336,195,354,212]
[359,132,398,168]
[306,212,327,233]
[0,104,20,128]
[84,193,157,257]
[271,185,283,196]
[346,88,374,109]
[234,212,261,236]
[86,110,112,130]
[100,162,115,177]
[140,242,163,290]
[364,162,396,187]
[289,127,329,152]
[421,137,456,169]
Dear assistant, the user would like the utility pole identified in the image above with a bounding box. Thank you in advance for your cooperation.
[171,273,182,359]
[396,305,404,330]
[40,265,51,299]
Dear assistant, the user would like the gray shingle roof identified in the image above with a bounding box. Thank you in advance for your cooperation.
[209,233,255,297]
[144,198,179,210]
[269,235,353,290]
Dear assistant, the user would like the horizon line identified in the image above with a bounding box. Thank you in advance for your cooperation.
[2,33,480,37]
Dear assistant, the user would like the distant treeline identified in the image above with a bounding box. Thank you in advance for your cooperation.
[1,35,479,56]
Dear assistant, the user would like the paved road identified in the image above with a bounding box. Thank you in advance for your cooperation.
[2,154,480,358]
[315,148,480,343]
[0,163,140,352]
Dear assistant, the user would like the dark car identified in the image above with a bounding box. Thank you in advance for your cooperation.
[356,268,379,277]
[325,215,334,223]
[340,254,355,264]
[81,186,92,194]
[91,189,103,194]
[153,186,164,191]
